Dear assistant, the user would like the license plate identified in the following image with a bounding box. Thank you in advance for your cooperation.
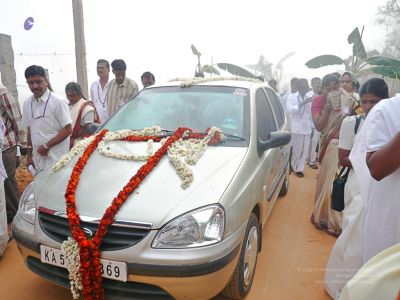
[40,245,127,282]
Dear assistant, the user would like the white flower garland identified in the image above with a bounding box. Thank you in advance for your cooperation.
[52,126,222,189]
[169,76,260,87]
[51,126,163,172]
[98,139,154,161]
[168,127,222,188]
[51,135,96,172]
[103,126,162,142]
[61,238,82,299]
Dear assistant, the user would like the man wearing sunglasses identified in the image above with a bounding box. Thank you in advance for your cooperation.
[22,65,72,174]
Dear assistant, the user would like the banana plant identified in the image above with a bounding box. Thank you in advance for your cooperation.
[245,51,295,83]
[305,27,368,76]
[367,56,400,79]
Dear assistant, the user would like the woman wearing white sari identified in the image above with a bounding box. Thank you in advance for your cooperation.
[324,79,388,299]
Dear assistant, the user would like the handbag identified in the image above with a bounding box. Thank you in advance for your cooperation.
[331,167,350,212]
[330,115,362,212]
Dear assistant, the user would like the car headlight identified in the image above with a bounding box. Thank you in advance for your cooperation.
[18,182,36,224]
[152,205,225,249]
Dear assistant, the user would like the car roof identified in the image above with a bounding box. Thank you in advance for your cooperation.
[146,76,271,90]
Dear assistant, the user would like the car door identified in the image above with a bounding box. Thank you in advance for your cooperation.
[263,88,290,198]
[255,88,280,222]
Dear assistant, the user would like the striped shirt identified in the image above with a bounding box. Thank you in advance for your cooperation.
[0,85,26,150]
[106,77,138,115]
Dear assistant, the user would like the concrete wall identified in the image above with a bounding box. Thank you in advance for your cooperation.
[0,34,18,100]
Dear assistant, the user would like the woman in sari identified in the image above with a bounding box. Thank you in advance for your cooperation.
[65,82,100,148]
[324,78,388,299]
[310,74,358,237]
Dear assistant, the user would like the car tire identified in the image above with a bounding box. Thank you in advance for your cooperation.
[278,175,289,197]
[222,213,260,299]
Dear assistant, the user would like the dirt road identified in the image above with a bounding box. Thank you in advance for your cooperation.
[0,168,335,299]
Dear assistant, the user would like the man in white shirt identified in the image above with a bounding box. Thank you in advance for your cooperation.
[90,59,110,124]
[286,78,313,177]
[281,77,298,107]
[305,77,321,169]
[22,65,72,173]
[356,95,400,263]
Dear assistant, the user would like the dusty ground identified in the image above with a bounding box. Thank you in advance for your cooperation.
[16,161,33,195]
[1,167,335,299]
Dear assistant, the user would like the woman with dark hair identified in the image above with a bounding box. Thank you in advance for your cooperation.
[340,72,361,114]
[324,78,388,298]
[65,82,99,148]
[310,73,361,236]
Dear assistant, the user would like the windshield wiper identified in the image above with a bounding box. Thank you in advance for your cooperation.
[220,132,246,141]
[155,129,246,141]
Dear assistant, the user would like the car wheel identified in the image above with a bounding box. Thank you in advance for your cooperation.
[222,213,260,299]
[278,175,289,197]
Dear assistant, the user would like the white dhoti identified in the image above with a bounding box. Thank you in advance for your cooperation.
[324,169,365,299]
[290,133,310,173]
[309,129,320,165]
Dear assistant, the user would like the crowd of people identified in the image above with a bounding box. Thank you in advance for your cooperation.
[0,62,399,298]
[277,72,400,299]
[0,59,155,256]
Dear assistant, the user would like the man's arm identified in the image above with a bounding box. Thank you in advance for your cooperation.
[26,127,34,167]
[37,124,72,156]
[366,132,400,181]
[312,103,331,132]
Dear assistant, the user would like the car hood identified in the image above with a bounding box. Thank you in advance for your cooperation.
[35,142,247,228]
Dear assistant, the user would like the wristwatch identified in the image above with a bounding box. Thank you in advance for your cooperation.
[43,144,50,150]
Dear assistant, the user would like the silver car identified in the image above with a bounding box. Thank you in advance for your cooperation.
[13,78,291,299]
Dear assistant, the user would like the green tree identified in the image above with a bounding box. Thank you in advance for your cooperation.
[376,0,400,58]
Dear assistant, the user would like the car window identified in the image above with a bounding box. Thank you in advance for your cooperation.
[264,88,285,129]
[256,89,277,141]
[104,85,250,145]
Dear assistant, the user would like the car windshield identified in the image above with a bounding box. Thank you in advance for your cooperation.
[104,85,250,146]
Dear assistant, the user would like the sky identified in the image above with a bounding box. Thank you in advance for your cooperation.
[0,0,389,104]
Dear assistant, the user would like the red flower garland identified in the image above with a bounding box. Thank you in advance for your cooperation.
[65,127,221,299]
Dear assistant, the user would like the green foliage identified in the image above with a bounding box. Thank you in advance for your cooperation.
[367,56,400,79]
[305,55,345,69]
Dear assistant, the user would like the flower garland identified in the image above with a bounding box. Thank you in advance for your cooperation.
[52,135,96,172]
[168,76,260,87]
[61,237,82,299]
[51,127,163,172]
[98,139,155,161]
[168,127,222,188]
[63,127,222,299]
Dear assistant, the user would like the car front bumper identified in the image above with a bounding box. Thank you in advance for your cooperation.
[13,214,244,300]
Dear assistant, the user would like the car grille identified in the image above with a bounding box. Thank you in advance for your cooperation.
[38,211,151,251]
[27,256,174,300]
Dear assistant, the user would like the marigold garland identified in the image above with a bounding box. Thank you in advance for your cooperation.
[64,127,222,299]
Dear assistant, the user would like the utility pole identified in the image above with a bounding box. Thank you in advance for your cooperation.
[72,0,88,98]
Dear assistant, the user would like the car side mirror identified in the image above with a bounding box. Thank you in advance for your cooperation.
[257,131,291,155]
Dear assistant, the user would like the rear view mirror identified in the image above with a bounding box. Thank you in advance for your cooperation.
[257,131,291,155]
